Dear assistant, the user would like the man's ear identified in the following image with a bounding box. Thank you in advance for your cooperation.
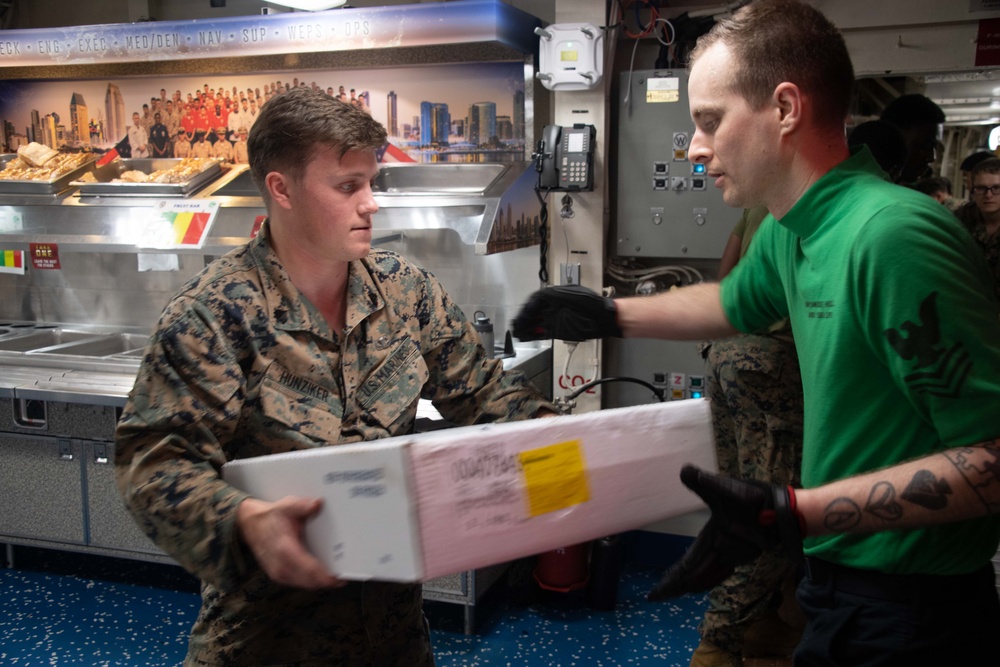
[773,82,803,136]
[265,171,294,210]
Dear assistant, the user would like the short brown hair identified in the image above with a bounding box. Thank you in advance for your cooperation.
[691,0,854,129]
[248,86,387,205]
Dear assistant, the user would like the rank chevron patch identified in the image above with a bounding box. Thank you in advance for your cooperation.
[883,292,971,399]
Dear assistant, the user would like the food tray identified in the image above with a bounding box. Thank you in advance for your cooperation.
[72,158,224,197]
[0,153,97,195]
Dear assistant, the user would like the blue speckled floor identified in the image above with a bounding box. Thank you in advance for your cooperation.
[0,543,706,666]
[0,566,198,666]
[429,565,705,666]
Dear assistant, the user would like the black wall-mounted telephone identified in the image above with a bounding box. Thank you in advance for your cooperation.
[537,123,596,192]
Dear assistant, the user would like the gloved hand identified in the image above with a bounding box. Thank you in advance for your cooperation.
[511,285,622,342]
[647,464,806,602]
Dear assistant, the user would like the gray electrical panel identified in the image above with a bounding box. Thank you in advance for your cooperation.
[616,69,731,259]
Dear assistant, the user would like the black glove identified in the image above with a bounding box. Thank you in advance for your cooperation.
[511,285,622,342]
[647,464,805,602]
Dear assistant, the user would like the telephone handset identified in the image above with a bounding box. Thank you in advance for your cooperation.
[537,123,596,191]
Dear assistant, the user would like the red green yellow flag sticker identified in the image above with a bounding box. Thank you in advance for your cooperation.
[0,249,25,275]
[138,200,220,249]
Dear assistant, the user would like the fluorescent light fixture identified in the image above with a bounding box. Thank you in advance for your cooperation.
[264,0,347,10]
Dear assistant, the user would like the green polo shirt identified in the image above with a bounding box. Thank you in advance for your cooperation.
[721,147,1000,575]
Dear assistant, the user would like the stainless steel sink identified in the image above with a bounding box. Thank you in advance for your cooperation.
[0,323,57,340]
[111,348,147,359]
[0,330,102,352]
[25,333,150,357]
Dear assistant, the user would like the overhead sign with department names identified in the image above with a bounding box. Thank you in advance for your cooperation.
[0,0,538,67]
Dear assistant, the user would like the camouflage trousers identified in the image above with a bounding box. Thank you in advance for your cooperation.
[700,333,804,653]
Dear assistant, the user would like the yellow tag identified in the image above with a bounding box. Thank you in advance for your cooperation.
[560,50,579,62]
[519,439,590,517]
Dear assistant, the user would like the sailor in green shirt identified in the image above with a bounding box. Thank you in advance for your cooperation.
[514,1,1000,664]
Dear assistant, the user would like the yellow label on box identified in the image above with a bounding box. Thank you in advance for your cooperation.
[519,439,590,517]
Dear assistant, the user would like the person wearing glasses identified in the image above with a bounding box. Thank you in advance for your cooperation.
[956,157,1000,299]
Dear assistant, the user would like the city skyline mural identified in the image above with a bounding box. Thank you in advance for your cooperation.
[0,60,527,164]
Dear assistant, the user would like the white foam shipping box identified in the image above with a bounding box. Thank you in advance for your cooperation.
[222,399,715,582]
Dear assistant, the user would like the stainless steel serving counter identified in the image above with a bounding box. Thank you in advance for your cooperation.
[0,324,142,404]
[0,321,551,634]
[0,321,550,408]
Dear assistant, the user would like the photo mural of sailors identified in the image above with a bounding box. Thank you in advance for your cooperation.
[1,62,528,167]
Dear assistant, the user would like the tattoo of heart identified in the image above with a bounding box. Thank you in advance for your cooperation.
[900,469,952,510]
[823,498,861,532]
[865,481,903,521]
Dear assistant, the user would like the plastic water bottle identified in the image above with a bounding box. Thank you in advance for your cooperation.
[473,311,494,359]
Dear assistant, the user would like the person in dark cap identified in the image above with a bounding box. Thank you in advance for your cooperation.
[880,93,946,184]
[959,150,995,198]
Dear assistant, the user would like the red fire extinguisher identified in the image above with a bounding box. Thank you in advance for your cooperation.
[533,542,590,592]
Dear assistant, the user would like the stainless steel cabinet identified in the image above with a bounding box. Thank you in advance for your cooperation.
[84,441,164,555]
[423,562,510,635]
[0,433,85,545]
[0,396,169,562]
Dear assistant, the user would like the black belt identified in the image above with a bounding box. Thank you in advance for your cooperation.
[803,557,994,605]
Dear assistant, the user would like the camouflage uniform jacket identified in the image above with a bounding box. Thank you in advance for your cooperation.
[955,201,1000,301]
[114,224,553,665]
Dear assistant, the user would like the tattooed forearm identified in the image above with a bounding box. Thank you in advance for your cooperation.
[943,441,1000,514]
[823,498,861,532]
[823,470,957,534]
[866,481,904,520]
[800,440,1000,537]
[901,470,952,510]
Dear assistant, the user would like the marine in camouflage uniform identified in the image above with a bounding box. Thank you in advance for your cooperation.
[115,224,554,666]
[695,206,805,663]
[699,331,803,655]
[954,199,1000,302]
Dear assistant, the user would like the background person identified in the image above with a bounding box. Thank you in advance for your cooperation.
[149,112,171,158]
[191,131,212,158]
[173,130,192,159]
[514,1,1000,664]
[846,119,907,183]
[232,128,249,165]
[693,205,805,667]
[127,111,149,158]
[959,149,995,197]
[210,127,233,162]
[879,93,945,185]
[913,175,961,211]
[955,157,1000,300]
